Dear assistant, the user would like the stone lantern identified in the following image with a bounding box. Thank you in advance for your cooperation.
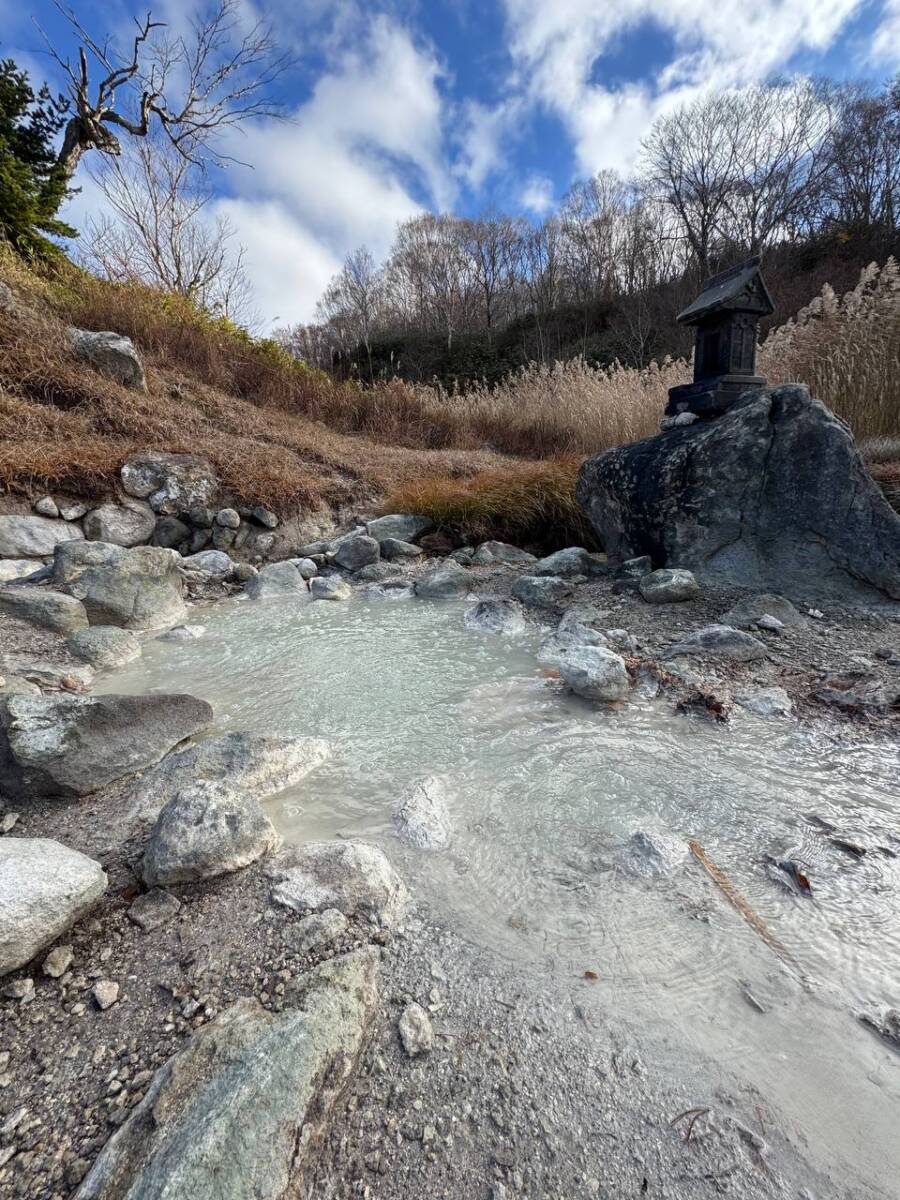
[666,255,775,418]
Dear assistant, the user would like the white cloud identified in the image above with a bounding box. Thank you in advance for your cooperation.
[520,173,554,214]
[501,0,865,173]
[871,0,900,65]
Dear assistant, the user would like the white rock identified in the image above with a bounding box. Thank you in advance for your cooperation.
[33,497,59,518]
[398,1002,433,1056]
[464,598,526,636]
[0,515,84,559]
[558,645,630,702]
[310,576,352,601]
[394,776,452,849]
[83,500,156,548]
[181,549,232,578]
[268,841,407,928]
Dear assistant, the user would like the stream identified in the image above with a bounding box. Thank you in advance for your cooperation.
[97,591,900,1197]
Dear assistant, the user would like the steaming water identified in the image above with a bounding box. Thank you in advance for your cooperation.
[99,593,900,1196]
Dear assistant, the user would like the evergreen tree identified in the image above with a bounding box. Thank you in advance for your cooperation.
[0,59,75,254]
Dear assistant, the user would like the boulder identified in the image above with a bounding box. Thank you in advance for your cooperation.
[464,598,526,636]
[53,541,187,629]
[394,776,452,849]
[0,586,88,634]
[66,626,141,669]
[511,575,574,608]
[737,686,793,717]
[188,506,216,529]
[414,561,471,599]
[555,605,609,648]
[380,538,423,561]
[1,655,93,690]
[74,951,380,1200]
[268,841,407,928]
[69,328,146,391]
[252,506,279,529]
[282,908,349,954]
[578,385,900,602]
[152,516,191,549]
[0,559,38,583]
[292,557,318,580]
[532,547,594,577]
[0,692,212,800]
[212,525,235,551]
[665,624,768,662]
[142,781,281,886]
[639,568,699,604]
[181,549,233,578]
[355,562,401,583]
[59,502,88,522]
[245,560,308,599]
[84,500,156,548]
[121,450,219,516]
[363,581,415,601]
[310,576,353,601]
[332,535,380,571]
[471,541,536,566]
[366,514,433,543]
[124,731,330,831]
[157,623,206,641]
[0,515,83,559]
[215,507,241,530]
[0,838,107,976]
[558,645,630,702]
[722,593,804,629]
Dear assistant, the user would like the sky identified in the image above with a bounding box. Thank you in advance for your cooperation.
[7,0,900,328]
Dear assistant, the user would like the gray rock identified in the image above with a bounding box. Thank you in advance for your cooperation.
[756,614,784,633]
[231,563,256,583]
[92,979,119,1010]
[0,838,107,976]
[33,496,59,518]
[0,655,93,690]
[605,628,639,653]
[66,626,141,669]
[187,528,211,554]
[616,555,653,579]
[621,830,690,877]
[449,546,475,564]
[268,841,407,928]
[332,534,380,571]
[283,908,348,954]
[721,593,804,629]
[84,500,156,548]
[547,605,610,652]
[124,731,330,832]
[252,531,275,557]
[414,561,471,599]
[128,888,182,932]
[292,557,318,579]
[252,506,278,530]
[666,624,768,662]
[59,502,88,522]
[215,508,241,530]
[245,560,308,599]
[639,568,700,604]
[157,624,206,641]
[816,676,895,711]
[355,561,400,583]
[142,781,281,886]
[297,540,329,557]
[181,549,233,578]
[394,776,452,849]
[0,676,40,697]
[74,951,379,1200]
[0,586,88,634]
[310,575,352,601]
[188,506,215,529]
[532,547,594,577]
[578,384,900,602]
[398,1002,433,1056]
[121,451,219,516]
[559,645,630,701]
[362,581,415,600]
[471,541,536,566]
[53,541,187,630]
[152,516,191,549]
[380,538,423,561]
[737,686,793,717]
[511,575,574,608]
[212,525,236,551]
[464,598,526,636]
[366,514,433,543]
[0,515,84,558]
[0,692,212,800]
[69,328,146,391]
[42,944,74,978]
[0,559,39,583]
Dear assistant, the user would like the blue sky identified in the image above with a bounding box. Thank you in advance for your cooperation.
[6,0,900,326]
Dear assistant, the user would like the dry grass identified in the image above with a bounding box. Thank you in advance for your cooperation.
[1,245,898,547]
[386,458,590,550]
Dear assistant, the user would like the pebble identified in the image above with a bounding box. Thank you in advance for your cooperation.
[0,812,19,834]
[42,945,74,978]
[128,888,182,931]
[92,981,119,1011]
[398,1002,434,1057]
[2,978,34,1002]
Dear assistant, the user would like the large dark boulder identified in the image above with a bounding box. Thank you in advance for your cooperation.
[577,385,900,603]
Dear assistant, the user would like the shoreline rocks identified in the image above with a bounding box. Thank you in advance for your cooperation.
[54,541,187,629]
[268,841,408,929]
[558,645,630,702]
[0,515,84,559]
[394,776,452,849]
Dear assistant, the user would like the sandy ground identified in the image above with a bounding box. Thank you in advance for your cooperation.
[1,556,899,1199]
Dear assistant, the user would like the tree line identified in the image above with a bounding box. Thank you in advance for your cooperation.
[279,76,899,381]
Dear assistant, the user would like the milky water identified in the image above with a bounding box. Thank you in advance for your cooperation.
[98,593,900,1196]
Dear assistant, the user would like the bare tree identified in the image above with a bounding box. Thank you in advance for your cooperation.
[37,0,289,185]
[79,136,253,322]
[315,247,385,380]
